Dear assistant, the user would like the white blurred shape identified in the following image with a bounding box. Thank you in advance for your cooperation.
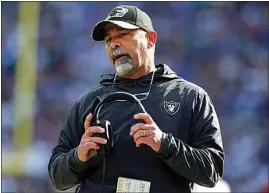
[192,178,231,192]
[22,141,52,179]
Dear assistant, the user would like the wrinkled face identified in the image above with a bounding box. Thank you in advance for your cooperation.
[104,24,149,77]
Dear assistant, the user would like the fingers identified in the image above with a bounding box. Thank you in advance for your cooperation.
[81,136,107,145]
[85,126,105,136]
[78,134,107,161]
[135,136,152,147]
[133,129,154,142]
[84,113,93,131]
[78,117,106,162]
[130,123,153,136]
[82,142,100,151]
[130,122,155,148]
[134,113,154,124]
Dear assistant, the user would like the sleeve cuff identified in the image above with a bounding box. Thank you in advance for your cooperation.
[68,148,89,172]
[157,132,175,158]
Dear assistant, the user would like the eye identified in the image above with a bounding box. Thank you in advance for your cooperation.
[105,36,112,43]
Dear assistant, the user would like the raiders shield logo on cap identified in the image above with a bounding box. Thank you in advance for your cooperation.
[108,7,128,18]
[164,101,180,115]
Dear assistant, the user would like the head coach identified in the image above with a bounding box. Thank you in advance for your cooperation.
[48,5,224,193]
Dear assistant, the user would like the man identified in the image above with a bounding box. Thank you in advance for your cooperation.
[48,5,224,193]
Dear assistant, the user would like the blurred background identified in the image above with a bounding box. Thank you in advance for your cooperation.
[1,1,268,193]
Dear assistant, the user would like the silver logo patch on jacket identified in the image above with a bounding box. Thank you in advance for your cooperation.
[164,101,180,115]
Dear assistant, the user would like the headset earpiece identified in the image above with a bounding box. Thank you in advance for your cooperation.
[94,120,114,156]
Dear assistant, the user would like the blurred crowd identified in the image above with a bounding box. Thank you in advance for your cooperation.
[2,2,268,192]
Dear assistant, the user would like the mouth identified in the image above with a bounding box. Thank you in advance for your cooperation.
[113,54,129,63]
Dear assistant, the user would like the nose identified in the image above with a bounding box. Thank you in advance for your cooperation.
[110,39,120,50]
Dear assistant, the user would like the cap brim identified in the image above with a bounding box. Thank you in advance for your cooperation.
[92,20,139,41]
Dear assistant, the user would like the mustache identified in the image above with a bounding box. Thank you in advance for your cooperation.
[111,47,128,57]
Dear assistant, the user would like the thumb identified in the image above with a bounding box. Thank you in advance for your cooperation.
[84,113,93,131]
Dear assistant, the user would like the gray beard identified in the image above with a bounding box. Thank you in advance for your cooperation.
[114,56,134,76]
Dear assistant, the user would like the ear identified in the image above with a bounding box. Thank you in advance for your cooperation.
[147,31,157,49]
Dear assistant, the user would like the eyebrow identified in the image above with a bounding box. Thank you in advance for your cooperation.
[104,28,131,40]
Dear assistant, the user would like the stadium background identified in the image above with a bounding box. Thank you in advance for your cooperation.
[1,1,268,192]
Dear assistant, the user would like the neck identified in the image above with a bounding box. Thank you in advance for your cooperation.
[121,64,155,79]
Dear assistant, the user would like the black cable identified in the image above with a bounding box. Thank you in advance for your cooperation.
[99,156,106,193]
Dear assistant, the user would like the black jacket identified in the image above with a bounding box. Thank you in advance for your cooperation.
[48,64,224,193]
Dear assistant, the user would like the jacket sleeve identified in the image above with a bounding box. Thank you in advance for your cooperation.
[48,100,90,190]
[157,90,224,187]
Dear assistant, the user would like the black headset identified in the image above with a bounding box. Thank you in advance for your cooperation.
[92,91,147,156]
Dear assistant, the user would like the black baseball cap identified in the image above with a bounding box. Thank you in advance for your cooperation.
[92,5,154,41]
